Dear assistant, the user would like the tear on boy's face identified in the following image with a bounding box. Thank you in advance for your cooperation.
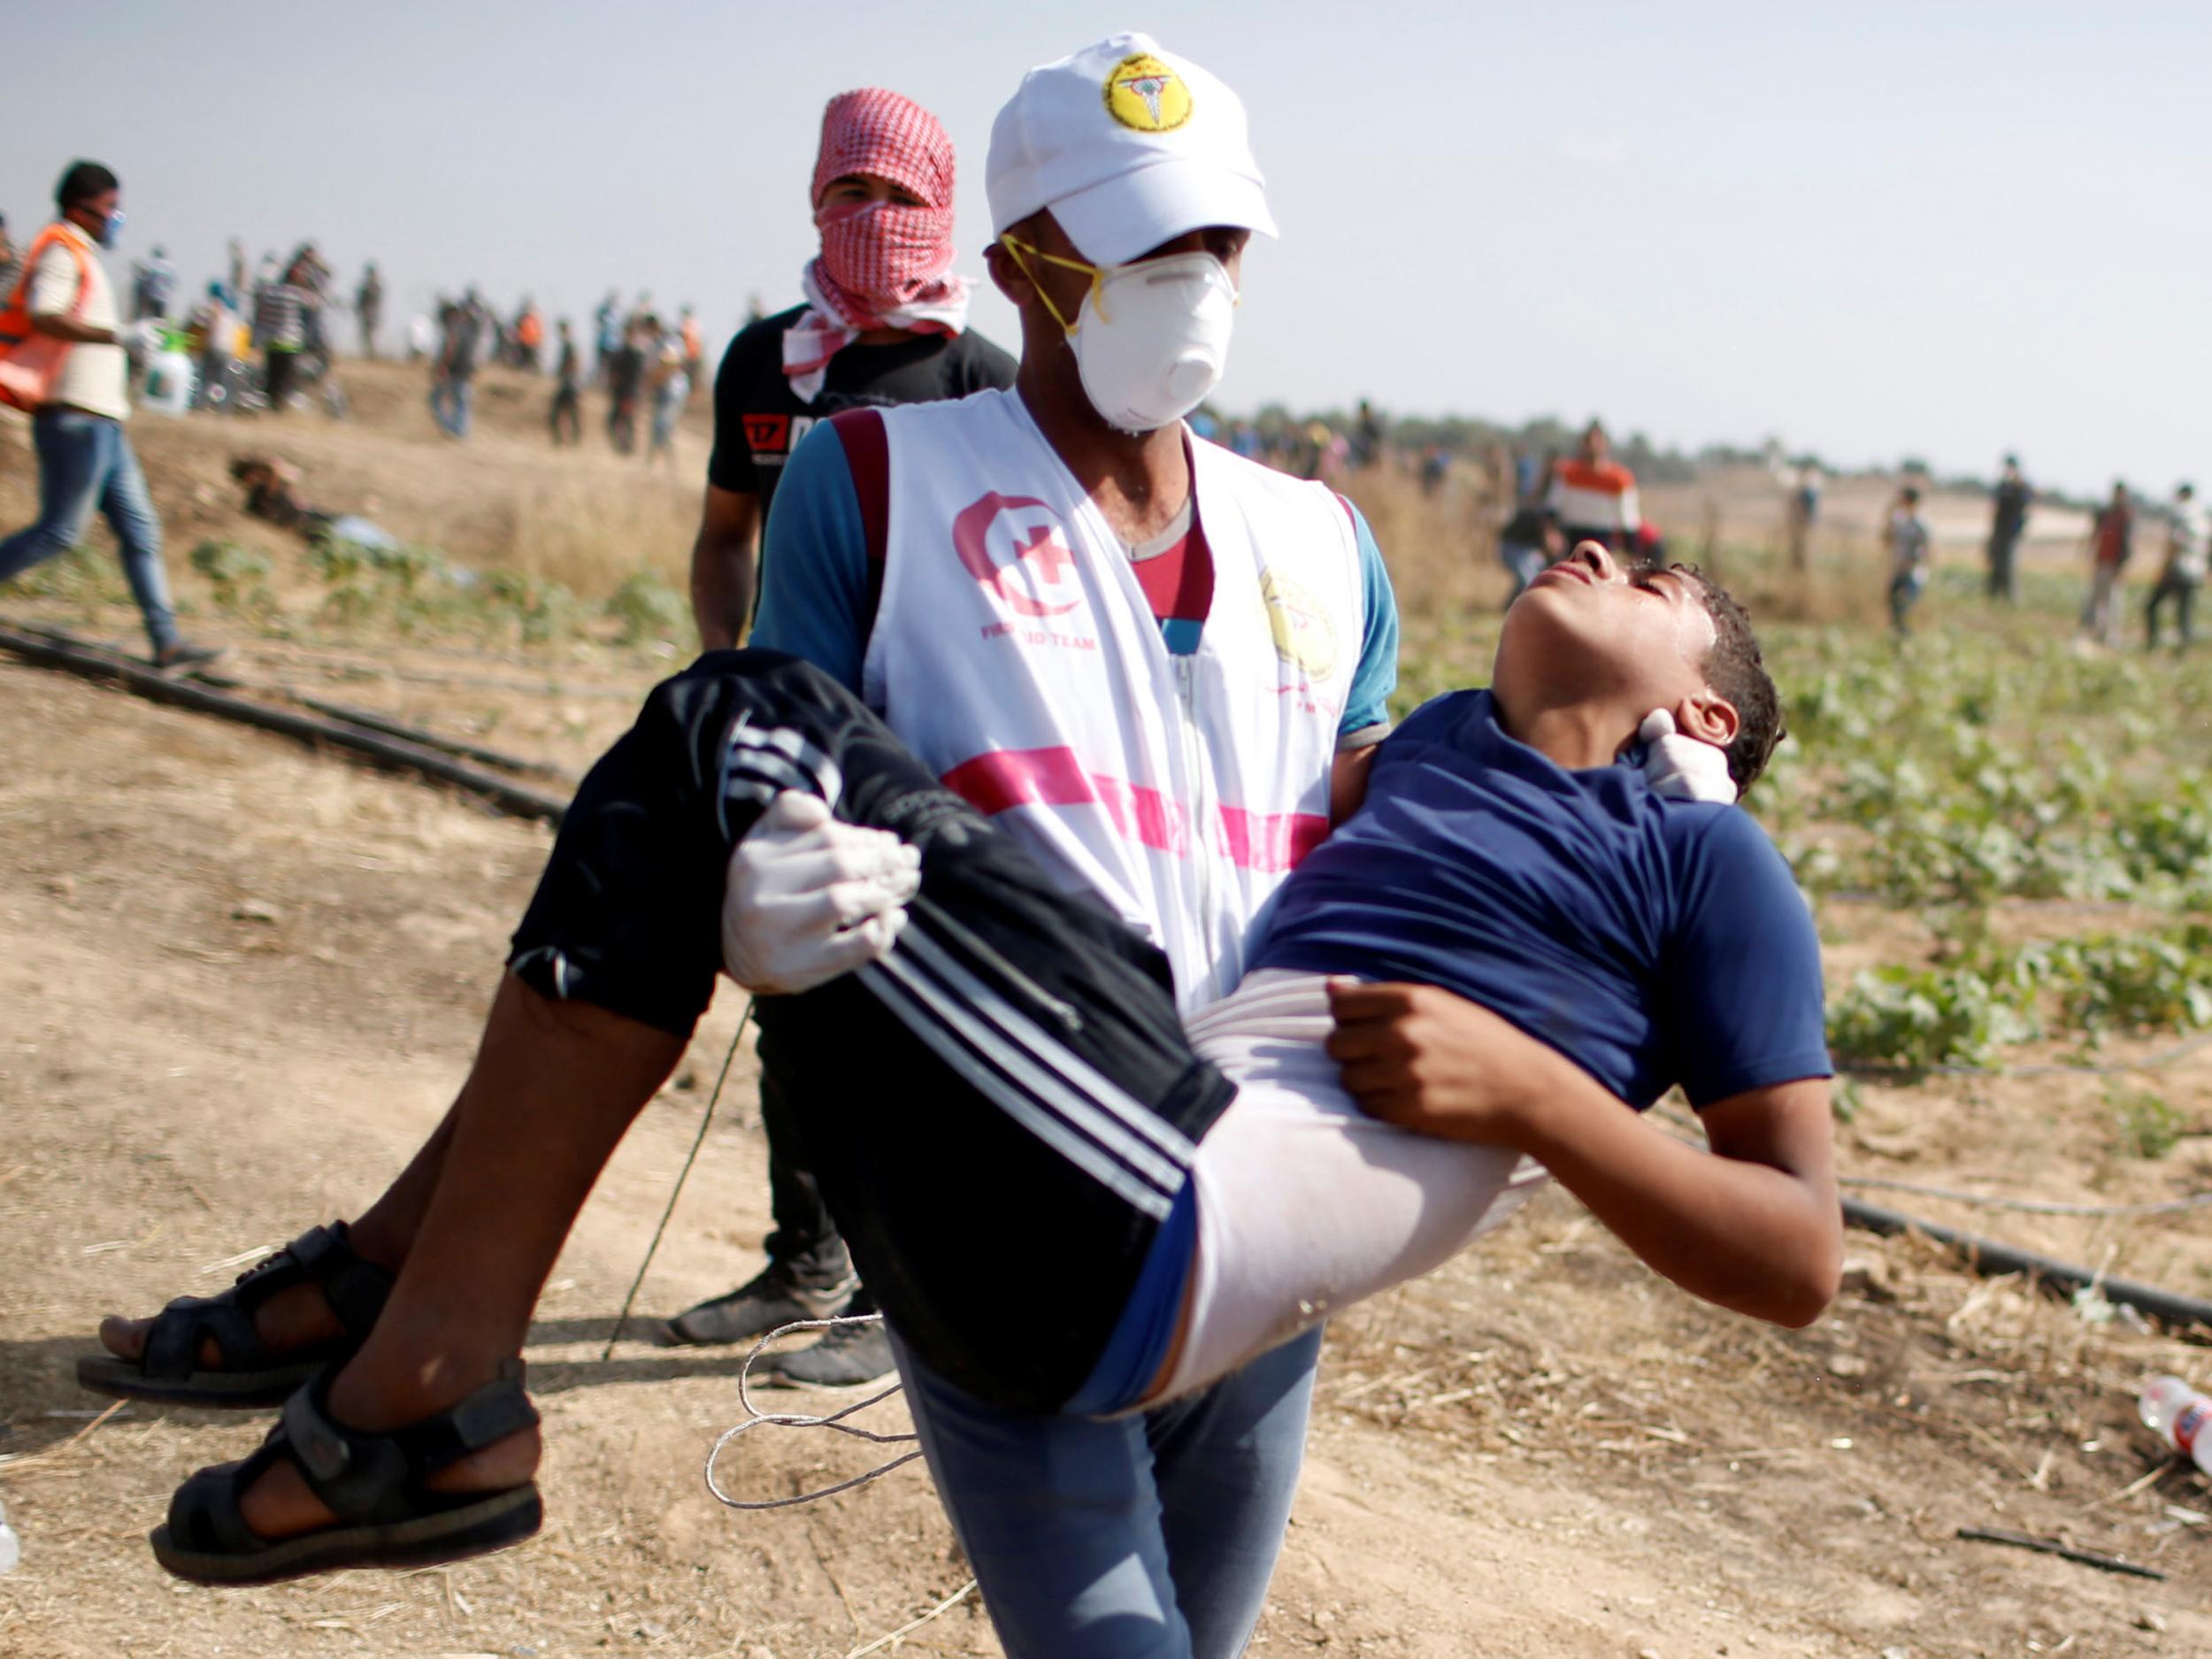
[1494,541,1743,756]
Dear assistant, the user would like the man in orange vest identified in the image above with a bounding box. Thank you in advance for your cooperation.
[1547,418,1644,557]
[0,160,218,669]
[512,300,544,373]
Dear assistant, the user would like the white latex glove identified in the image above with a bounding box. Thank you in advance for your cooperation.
[1637,709,1737,803]
[721,792,921,993]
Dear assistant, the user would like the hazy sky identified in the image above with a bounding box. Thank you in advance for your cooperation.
[11,3,2207,497]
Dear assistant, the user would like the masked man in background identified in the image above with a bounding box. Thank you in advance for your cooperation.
[669,89,1018,1384]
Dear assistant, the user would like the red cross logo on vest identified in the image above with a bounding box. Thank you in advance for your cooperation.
[952,492,1082,618]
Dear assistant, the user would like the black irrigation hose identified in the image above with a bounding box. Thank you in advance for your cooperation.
[236,683,574,782]
[1843,1195,2212,1331]
[0,621,572,826]
[4,618,576,783]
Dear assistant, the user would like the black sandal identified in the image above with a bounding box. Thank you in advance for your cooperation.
[76,1222,395,1407]
[151,1360,542,1586]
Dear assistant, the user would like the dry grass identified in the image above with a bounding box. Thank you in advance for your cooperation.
[0,360,708,617]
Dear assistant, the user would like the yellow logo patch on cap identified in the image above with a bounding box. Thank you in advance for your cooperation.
[1103,54,1193,133]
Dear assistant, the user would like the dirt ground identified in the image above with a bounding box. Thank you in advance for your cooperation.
[3,643,2212,1659]
[4,379,2212,1656]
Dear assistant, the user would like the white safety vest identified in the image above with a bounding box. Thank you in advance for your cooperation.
[864,390,1363,1010]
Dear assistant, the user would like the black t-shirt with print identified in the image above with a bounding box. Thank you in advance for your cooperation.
[705,303,1018,513]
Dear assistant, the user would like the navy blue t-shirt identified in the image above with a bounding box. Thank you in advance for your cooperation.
[1253,689,1832,1110]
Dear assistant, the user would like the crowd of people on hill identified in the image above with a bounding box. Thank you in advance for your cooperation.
[1325,402,2201,657]
[0,206,714,459]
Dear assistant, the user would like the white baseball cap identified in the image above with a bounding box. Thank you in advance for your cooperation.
[987,33,1277,266]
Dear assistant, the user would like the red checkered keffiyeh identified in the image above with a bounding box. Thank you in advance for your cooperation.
[784,88,972,402]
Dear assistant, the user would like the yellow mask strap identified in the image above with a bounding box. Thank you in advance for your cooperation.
[999,234,1110,332]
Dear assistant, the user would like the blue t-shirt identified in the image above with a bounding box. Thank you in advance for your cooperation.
[1254,690,1832,1110]
[752,415,1400,739]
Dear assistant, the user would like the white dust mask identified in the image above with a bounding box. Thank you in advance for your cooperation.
[1005,237,1239,434]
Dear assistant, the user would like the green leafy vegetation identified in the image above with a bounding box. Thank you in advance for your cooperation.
[2108,1084,2187,1160]
[188,540,275,618]
[603,569,691,648]
[298,536,585,643]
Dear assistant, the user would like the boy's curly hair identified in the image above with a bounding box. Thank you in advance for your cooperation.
[1671,565,1784,795]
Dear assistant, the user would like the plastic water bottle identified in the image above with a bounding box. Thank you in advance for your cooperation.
[2140,1376,2212,1474]
[140,348,196,417]
[0,1496,19,1573]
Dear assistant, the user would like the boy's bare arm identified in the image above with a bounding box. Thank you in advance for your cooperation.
[1327,980,1842,1328]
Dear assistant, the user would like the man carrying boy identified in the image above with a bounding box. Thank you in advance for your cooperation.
[88,531,1829,1654]
[83,37,1822,1655]
[90,37,1402,1644]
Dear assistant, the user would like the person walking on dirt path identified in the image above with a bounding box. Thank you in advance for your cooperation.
[131,244,174,321]
[428,300,480,439]
[0,161,219,669]
[593,289,620,386]
[644,331,688,469]
[678,303,703,399]
[190,281,236,410]
[603,314,649,454]
[549,318,583,445]
[354,261,382,358]
[1883,484,1933,636]
[288,244,334,359]
[2080,480,2134,646]
[1548,418,1642,555]
[1987,453,2032,603]
[1784,461,1820,572]
[2146,481,2206,653]
[1496,495,1563,607]
[252,257,310,412]
[0,213,20,308]
[1352,397,1384,468]
[512,299,543,373]
[669,85,1014,1386]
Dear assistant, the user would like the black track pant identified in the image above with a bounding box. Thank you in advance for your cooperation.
[508,650,1233,1410]
[2147,571,2198,651]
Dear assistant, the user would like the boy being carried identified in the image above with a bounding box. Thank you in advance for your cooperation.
[91,541,1836,1656]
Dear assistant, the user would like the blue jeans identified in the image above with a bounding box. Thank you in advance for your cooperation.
[890,1325,1324,1659]
[430,376,472,437]
[1499,541,1548,604]
[0,408,179,653]
[1888,566,1927,634]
